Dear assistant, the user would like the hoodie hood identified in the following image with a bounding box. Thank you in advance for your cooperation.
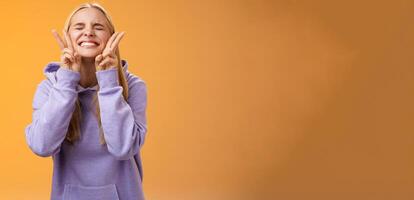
[43,60,130,92]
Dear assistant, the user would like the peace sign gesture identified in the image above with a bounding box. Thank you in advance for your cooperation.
[95,32,125,71]
[52,29,81,72]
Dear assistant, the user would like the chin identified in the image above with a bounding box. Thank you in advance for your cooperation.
[78,51,100,58]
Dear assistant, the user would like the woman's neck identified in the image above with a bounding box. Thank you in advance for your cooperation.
[79,57,97,88]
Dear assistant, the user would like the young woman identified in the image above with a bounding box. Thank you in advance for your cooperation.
[25,3,148,200]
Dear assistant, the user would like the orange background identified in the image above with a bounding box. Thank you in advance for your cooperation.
[1,0,414,199]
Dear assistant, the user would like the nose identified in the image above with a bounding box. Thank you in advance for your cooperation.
[83,28,95,37]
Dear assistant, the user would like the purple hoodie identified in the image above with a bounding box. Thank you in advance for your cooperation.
[25,60,147,200]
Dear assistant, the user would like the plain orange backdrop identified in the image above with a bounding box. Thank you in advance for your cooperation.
[1,0,414,199]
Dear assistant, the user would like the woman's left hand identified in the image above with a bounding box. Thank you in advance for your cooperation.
[95,32,125,71]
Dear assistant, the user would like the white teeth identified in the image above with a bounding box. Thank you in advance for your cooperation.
[80,42,97,47]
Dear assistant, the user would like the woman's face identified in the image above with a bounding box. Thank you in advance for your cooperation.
[68,8,112,58]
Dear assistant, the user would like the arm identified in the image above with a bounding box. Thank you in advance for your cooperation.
[96,68,148,160]
[25,68,80,157]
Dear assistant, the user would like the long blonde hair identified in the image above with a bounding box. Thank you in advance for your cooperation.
[63,3,129,145]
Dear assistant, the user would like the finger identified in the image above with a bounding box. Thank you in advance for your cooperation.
[103,32,119,54]
[98,56,114,68]
[98,56,110,67]
[95,54,103,65]
[64,31,74,51]
[63,52,74,61]
[103,32,124,58]
[62,48,73,55]
[62,53,74,63]
[102,48,114,58]
[107,32,119,49]
[110,31,125,50]
[52,29,66,50]
[62,48,75,63]
[102,32,124,58]
[73,52,80,63]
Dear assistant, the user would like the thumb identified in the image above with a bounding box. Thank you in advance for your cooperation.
[95,54,103,65]
[73,52,80,63]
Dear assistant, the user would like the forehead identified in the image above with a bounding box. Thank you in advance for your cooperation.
[70,7,108,24]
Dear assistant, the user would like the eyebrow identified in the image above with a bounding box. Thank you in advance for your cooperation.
[73,22,105,27]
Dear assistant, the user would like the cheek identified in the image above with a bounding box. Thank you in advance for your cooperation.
[69,32,82,45]
[99,33,111,46]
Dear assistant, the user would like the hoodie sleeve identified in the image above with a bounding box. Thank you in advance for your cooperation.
[25,68,80,157]
[95,68,148,160]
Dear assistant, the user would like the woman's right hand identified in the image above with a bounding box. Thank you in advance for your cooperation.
[52,29,81,72]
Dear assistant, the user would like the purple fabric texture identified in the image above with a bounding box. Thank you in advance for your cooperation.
[25,60,147,200]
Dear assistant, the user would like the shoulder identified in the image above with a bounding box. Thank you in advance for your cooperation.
[31,62,60,108]
[36,61,62,91]
[38,61,60,88]
[126,71,146,89]
[125,71,147,102]
[121,60,147,93]
[121,61,147,103]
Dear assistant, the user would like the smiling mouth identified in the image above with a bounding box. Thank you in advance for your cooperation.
[78,41,100,47]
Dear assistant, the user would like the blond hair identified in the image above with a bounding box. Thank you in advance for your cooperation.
[63,2,129,145]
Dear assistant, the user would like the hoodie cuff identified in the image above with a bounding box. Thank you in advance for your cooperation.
[96,68,119,89]
[55,67,80,89]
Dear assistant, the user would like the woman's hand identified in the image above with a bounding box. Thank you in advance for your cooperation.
[52,29,81,72]
[95,32,125,71]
